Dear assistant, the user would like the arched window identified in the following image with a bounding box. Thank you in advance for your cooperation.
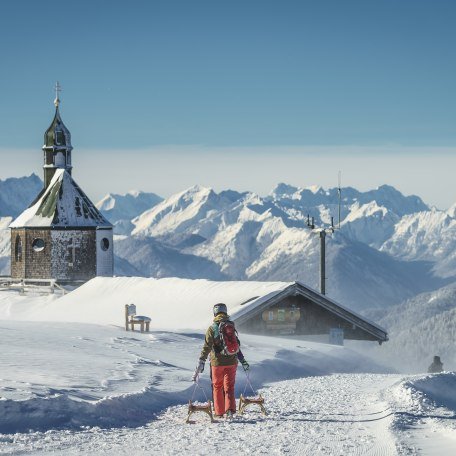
[15,235,22,262]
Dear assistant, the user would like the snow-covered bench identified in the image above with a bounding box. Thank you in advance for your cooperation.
[125,304,151,332]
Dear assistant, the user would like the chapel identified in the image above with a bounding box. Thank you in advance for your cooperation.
[9,84,113,282]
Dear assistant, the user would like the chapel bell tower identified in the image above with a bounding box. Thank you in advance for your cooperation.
[9,83,114,282]
[42,82,73,188]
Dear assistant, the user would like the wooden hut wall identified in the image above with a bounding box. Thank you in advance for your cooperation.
[238,294,378,341]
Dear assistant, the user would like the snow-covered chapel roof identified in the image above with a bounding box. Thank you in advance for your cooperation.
[10,169,112,228]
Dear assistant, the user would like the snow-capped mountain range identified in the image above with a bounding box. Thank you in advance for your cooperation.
[96,190,163,235]
[120,183,453,311]
[1,175,455,313]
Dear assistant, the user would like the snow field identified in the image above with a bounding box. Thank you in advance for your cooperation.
[0,286,455,454]
[0,318,455,454]
[0,318,388,435]
[6,373,456,455]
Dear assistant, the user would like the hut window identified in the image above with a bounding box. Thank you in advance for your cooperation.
[32,238,45,252]
[268,311,274,321]
[278,309,285,322]
[15,235,22,261]
[100,238,110,251]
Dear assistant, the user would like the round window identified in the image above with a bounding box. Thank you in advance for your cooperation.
[32,238,45,252]
[100,238,110,251]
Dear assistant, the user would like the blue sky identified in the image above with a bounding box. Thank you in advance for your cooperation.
[0,0,455,207]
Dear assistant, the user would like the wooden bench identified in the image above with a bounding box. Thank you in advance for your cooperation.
[125,304,151,332]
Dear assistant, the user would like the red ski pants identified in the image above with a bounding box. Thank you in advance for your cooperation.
[211,364,237,416]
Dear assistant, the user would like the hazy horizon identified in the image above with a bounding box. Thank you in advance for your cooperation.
[1,145,454,210]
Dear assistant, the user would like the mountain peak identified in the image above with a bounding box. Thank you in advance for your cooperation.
[447,202,456,219]
[270,183,299,198]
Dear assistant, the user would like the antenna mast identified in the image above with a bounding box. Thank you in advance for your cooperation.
[337,171,342,229]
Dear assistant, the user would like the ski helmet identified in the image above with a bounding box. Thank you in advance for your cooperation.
[213,303,228,316]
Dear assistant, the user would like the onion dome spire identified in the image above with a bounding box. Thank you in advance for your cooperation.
[42,82,74,188]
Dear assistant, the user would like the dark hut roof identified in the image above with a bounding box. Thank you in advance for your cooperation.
[231,281,388,343]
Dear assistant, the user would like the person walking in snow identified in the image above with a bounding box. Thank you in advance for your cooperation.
[427,355,443,373]
[192,303,249,418]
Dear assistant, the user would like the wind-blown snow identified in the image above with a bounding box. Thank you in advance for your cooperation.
[0,276,290,329]
[355,282,456,373]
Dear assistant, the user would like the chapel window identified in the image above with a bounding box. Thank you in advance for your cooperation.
[32,238,45,252]
[15,235,22,262]
[100,238,110,251]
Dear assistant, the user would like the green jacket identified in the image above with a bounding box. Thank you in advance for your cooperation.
[199,314,239,367]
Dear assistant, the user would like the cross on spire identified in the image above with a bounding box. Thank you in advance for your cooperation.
[54,81,62,107]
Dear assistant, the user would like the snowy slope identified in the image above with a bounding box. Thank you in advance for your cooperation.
[115,236,228,280]
[358,282,456,373]
[0,276,290,328]
[246,228,445,311]
[381,207,456,278]
[96,190,163,235]
[0,217,11,258]
[350,282,456,374]
[447,202,456,218]
[0,288,455,454]
[0,174,43,218]
[132,185,237,238]
[341,201,399,248]
[0,217,12,275]
[0,174,43,275]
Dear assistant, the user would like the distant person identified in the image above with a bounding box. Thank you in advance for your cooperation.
[192,303,249,418]
[428,355,443,373]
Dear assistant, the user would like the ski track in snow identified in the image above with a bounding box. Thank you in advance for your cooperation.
[5,373,455,455]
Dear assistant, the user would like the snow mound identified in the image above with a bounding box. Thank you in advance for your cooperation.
[406,372,456,413]
[0,277,290,329]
